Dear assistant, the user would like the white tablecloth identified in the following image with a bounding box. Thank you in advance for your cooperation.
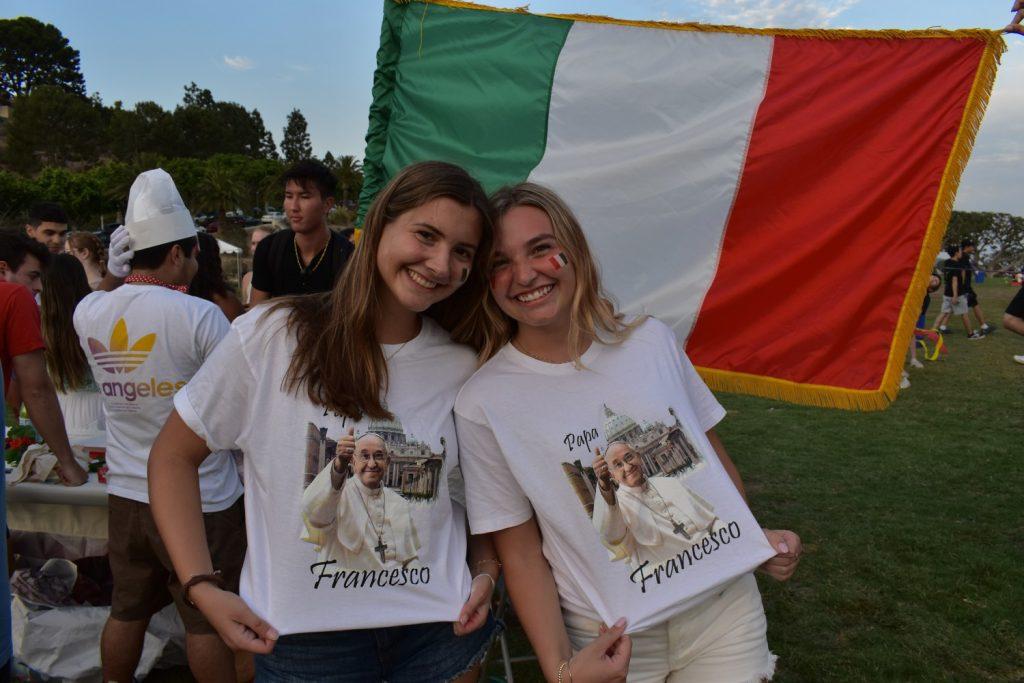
[6,473,108,539]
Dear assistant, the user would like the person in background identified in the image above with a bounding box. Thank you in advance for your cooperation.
[24,202,69,254]
[65,232,108,290]
[959,239,995,336]
[1003,286,1024,364]
[73,169,243,683]
[0,233,49,297]
[249,160,354,303]
[933,243,981,339]
[190,232,245,322]
[240,224,274,306]
[1,277,88,486]
[40,254,105,441]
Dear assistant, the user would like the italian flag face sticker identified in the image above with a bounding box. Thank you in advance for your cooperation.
[548,252,569,271]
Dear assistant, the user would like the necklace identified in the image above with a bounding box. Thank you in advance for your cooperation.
[124,274,189,293]
[385,340,410,362]
[355,485,389,563]
[632,484,694,539]
[294,234,329,275]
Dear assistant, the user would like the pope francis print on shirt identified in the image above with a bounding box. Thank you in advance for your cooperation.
[300,418,445,571]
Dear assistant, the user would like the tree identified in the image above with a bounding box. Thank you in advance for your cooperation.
[0,17,85,98]
[336,155,363,206]
[250,108,278,160]
[947,211,1024,273]
[196,159,245,225]
[4,85,103,172]
[281,109,312,162]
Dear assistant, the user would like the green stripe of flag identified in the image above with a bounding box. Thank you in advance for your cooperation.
[359,1,572,221]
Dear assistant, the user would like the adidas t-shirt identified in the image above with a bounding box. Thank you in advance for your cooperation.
[74,285,241,511]
[174,308,476,635]
[455,318,775,632]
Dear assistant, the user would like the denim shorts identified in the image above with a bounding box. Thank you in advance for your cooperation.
[254,615,502,682]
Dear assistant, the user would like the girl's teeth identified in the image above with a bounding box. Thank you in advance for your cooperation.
[409,269,437,288]
[518,285,552,302]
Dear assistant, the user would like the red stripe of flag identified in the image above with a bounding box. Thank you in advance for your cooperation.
[687,36,984,390]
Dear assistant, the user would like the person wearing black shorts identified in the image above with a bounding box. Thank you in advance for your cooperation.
[960,239,995,335]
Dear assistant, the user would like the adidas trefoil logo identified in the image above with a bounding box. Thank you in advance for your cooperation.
[87,318,156,374]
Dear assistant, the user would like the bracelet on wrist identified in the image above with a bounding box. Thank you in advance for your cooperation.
[182,570,224,608]
[557,656,574,683]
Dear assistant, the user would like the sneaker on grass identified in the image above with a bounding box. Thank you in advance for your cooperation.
[967,331,985,340]
[909,358,924,369]
[938,326,949,334]
[981,324,995,335]
[1014,355,1024,365]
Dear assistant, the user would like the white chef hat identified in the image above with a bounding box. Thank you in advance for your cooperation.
[124,169,197,251]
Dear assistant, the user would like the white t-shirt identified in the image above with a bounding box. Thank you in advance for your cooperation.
[74,285,241,511]
[174,308,476,635]
[455,318,776,632]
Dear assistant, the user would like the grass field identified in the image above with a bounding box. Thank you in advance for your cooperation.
[483,280,1024,682]
[21,282,1021,682]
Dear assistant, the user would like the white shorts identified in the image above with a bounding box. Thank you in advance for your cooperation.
[564,573,775,683]
[940,296,968,315]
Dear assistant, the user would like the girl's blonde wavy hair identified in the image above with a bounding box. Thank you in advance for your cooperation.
[481,183,645,364]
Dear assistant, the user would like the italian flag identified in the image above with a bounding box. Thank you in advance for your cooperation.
[359,0,1003,410]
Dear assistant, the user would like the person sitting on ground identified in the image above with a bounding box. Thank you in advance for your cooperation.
[240,224,274,306]
[249,160,354,303]
[65,232,108,290]
[24,202,68,255]
[189,231,245,322]
[40,254,104,442]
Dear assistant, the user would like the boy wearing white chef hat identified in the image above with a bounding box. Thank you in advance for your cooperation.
[73,169,244,682]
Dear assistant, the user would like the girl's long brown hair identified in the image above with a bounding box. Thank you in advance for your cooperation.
[482,182,645,363]
[276,161,495,420]
[40,253,94,392]
[66,231,107,277]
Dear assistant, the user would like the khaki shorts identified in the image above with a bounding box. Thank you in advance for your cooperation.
[940,296,968,316]
[107,494,245,634]
[564,573,775,683]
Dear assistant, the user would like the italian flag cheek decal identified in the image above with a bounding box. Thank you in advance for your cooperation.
[358,0,1002,411]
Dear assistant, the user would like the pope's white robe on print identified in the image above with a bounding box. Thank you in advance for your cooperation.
[301,466,421,570]
[593,476,723,570]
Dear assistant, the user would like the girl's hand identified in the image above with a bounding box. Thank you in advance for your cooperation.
[567,617,632,682]
[190,583,279,654]
[453,573,494,636]
[759,529,802,581]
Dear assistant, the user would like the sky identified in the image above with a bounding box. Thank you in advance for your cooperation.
[3,0,1021,214]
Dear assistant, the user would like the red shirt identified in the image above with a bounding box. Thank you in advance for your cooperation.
[0,282,44,393]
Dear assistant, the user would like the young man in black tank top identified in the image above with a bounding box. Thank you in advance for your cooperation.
[250,160,354,302]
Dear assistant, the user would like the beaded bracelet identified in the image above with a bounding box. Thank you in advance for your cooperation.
[556,658,574,683]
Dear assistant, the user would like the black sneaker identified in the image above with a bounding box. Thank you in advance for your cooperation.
[981,324,995,335]
[938,326,949,334]
[967,331,985,340]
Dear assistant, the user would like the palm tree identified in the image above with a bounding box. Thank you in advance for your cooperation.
[336,155,363,206]
[197,162,245,229]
